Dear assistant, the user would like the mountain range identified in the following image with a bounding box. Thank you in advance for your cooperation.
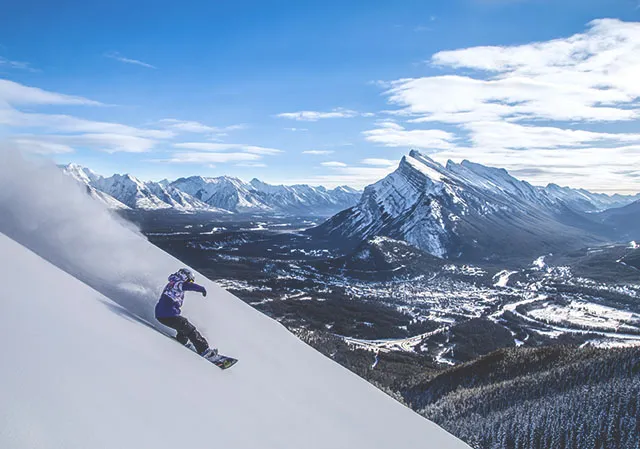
[310,150,640,262]
[61,164,361,215]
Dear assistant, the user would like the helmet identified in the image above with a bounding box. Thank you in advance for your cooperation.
[177,268,195,283]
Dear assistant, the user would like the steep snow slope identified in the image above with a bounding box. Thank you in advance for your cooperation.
[0,151,469,449]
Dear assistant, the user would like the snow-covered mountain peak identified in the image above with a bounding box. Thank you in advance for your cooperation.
[93,173,172,210]
[249,177,270,188]
[171,175,271,212]
[60,163,102,185]
[404,150,451,183]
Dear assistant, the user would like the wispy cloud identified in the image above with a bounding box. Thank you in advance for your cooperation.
[8,133,158,154]
[160,152,261,164]
[173,142,283,155]
[288,164,397,189]
[237,162,267,168]
[162,141,283,166]
[0,79,102,106]
[363,120,456,149]
[105,51,156,69]
[7,138,74,155]
[277,108,373,121]
[0,56,37,72]
[321,161,348,167]
[302,150,334,155]
[158,119,246,134]
[361,158,398,166]
[0,78,170,153]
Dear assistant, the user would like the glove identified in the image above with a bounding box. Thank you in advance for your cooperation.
[202,288,207,297]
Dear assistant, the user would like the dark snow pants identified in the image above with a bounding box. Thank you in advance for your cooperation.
[157,316,209,355]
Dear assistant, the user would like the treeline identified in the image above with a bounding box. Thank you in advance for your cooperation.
[405,346,640,449]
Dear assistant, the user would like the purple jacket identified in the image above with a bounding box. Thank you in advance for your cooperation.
[155,273,206,318]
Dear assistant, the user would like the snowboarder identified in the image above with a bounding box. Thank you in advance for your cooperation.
[155,268,217,359]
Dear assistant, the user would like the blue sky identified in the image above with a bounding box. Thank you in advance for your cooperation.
[1,0,640,192]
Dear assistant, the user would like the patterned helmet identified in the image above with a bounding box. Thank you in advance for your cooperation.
[177,268,195,283]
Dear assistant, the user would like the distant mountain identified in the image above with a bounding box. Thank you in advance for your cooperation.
[545,183,640,212]
[310,150,636,262]
[249,178,361,215]
[171,176,271,212]
[93,174,174,210]
[144,181,222,212]
[60,164,361,215]
[598,199,640,240]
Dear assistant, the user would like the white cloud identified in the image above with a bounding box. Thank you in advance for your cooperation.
[302,150,334,155]
[173,142,282,155]
[284,127,308,132]
[464,121,640,151]
[0,79,175,153]
[63,134,157,153]
[0,57,36,72]
[6,138,74,155]
[321,161,348,167]
[6,133,158,154]
[161,152,261,164]
[0,79,102,106]
[0,109,172,139]
[386,19,640,124]
[277,108,367,121]
[166,141,282,167]
[363,121,456,149]
[159,119,217,133]
[0,80,171,149]
[237,162,267,168]
[361,158,398,166]
[105,52,156,69]
[173,142,233,151]
[289,165,397,189]
[243,146,283,155]
[158,119,246,134]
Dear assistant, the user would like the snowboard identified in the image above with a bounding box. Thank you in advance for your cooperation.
[206,354,238,370]
[169,336,238,370]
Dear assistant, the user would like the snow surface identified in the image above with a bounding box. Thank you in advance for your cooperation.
[493,270,518,288]
[0,150,469,449]
[528,300,640,333]
[532,256,547,270]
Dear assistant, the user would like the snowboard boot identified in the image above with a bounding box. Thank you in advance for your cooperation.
[201,347,219,359]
